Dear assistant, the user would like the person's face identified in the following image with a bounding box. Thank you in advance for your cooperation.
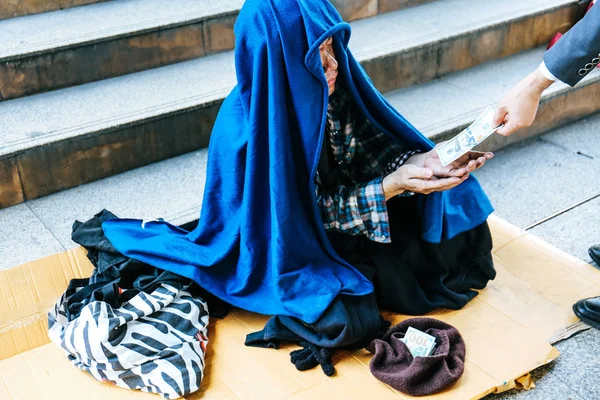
[319,37,338,95]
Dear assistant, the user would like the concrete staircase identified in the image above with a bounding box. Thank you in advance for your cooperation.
[0,0,597,270]
[0,0,109,20]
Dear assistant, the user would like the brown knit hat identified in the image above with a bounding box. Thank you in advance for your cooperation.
[366,318,466,396]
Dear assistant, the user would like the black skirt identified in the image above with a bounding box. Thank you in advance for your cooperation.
[246,196,496,350]
[326,195,496,315]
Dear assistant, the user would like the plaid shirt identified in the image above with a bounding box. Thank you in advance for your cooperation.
[316,87,419,244]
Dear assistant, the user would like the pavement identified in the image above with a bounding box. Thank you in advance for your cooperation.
[477,112,600,400]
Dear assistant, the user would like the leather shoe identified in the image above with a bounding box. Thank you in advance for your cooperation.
[573,296,600,329]
[590,244,600,266]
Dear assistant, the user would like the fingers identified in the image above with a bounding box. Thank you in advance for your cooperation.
[492,106,507,127]
[431,160,466,178]
[465,151,493,160]
[494,105,521,136]
[451,152,493,174]
[403,164,433,180]
[400,153,486,195]
[497,112,538,136]
[465,156,490,172]
[495,120,519,136]
[467,159,478,171]
[446,167,467,177]
[413,175,465,194]
[454,151,485,165]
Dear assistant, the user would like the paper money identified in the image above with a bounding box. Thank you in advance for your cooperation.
[402,327,437,358]
[426,343,437,357]
[435,106,501,166]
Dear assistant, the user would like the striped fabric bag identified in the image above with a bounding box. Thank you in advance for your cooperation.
[48,281,209,399]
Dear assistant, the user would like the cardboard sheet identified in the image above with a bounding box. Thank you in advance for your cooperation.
[1,214,598,399]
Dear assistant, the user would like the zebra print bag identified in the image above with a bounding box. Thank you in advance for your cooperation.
[48,280,209,399]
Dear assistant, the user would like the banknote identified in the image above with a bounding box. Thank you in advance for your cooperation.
[435,106,501,166]
[402,326,437,358]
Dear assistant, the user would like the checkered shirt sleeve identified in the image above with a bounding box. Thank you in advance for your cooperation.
[353,118,421,181]
[315,174,392,243]
[315,87,422,243]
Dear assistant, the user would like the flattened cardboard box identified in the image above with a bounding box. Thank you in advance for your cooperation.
[1,215,598,399]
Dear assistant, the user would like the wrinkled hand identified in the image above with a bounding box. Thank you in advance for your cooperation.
[408,147,493,178]
[383,146,494,199]
[426,148,492,177]
[493,68,553,136]
[382,164,467,199]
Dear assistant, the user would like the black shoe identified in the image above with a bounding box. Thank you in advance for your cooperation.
[573,296,600,330]
[590,244,600,266]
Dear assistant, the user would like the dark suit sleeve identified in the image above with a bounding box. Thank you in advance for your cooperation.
[543,3,600,86]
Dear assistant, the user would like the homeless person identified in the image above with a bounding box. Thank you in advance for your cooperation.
[102,0,496,358]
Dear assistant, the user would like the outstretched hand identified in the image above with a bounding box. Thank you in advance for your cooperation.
[382,146,493,199]
[492,68,554,136]
[409,146,493,178]
[382,164,466,199]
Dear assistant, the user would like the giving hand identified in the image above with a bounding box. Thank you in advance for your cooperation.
[493,68,553,136]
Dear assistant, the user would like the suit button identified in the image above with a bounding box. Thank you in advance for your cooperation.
[579,68,587,76]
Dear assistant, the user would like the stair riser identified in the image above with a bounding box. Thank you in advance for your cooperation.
[481,80,600,153]
[0,0,433,22]
[3,77,600,209]
[379,0,436,13]
[0,0,568,101]
[0,0,431,101]
[362,4,577,92]
[5,103,220,202]
[0,158,22,208]
[429,78,600,152]
[331,0,435,21]
[0,15,237,101]
[0,0,109,20]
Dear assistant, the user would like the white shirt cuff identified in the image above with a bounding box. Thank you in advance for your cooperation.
[538,61,558,82]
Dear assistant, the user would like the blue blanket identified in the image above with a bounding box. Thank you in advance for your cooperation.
[102,0,493,323]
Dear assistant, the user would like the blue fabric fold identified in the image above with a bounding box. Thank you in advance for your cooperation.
[102,0,493,324]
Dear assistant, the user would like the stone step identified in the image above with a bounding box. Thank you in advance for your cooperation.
[3,109,600,271]
[0,149,208,271]
[473,112,600,264]
[0,0,581,101]
[0,0,243,100]
[330,0,437,21]
[385,47,600,152]
[0,0,109,20]
[0,52,234,208]
[2,43,599,210]
[0,0,434,101]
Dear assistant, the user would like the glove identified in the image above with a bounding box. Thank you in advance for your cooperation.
[290,341,335,376]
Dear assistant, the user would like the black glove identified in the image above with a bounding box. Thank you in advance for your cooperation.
[290,341,335,376]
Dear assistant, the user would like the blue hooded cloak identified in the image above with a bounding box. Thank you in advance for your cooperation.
[102,0,493,323]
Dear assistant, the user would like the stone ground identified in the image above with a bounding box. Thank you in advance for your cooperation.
[476,113,600,400]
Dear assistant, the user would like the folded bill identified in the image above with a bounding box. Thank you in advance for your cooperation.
[402,326,437,358]
[435,106,501,166]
